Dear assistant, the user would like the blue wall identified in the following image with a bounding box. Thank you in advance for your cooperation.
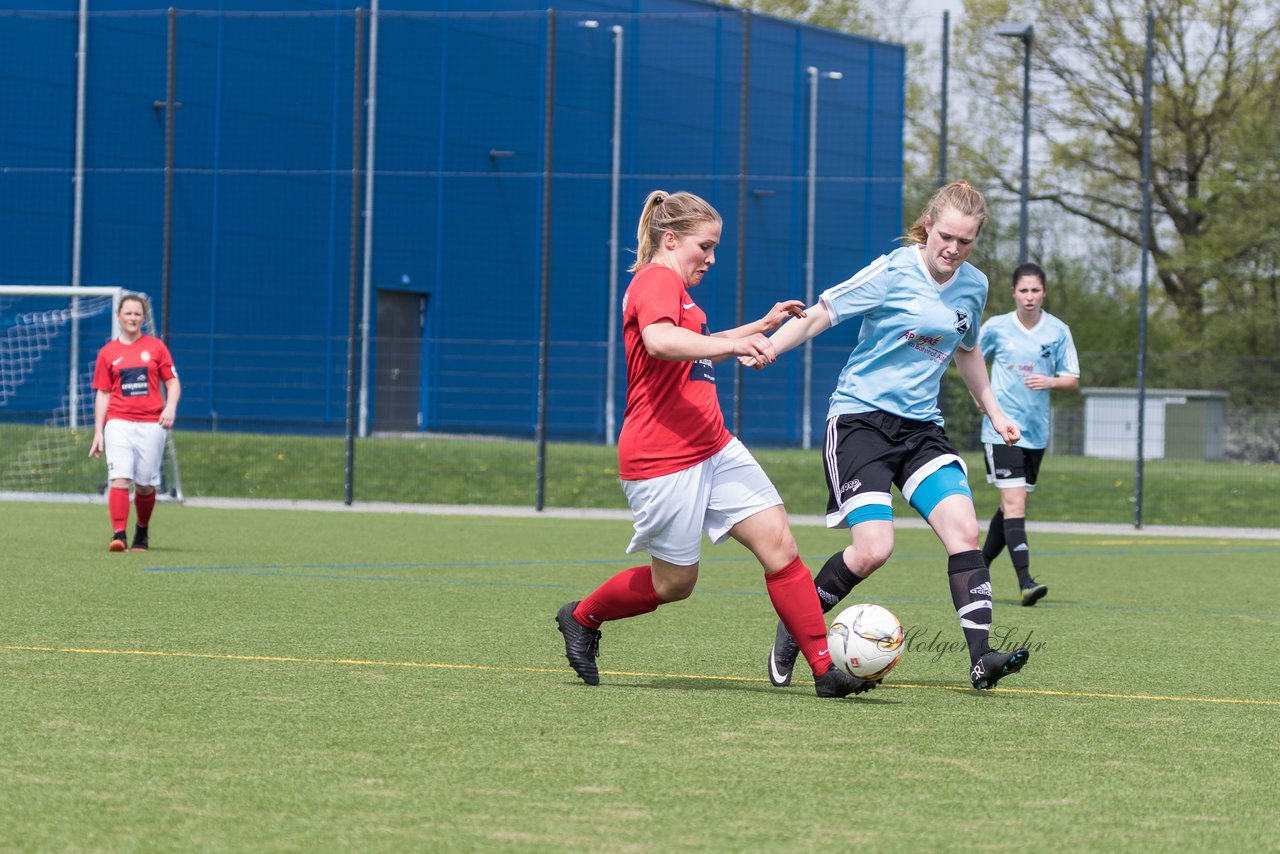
[0,0,905,444]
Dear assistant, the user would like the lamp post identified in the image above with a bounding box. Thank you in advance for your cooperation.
[995,22,1033,263]
[580,20,625,446]
[803,66,841,450]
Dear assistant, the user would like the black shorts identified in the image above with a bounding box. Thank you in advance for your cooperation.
[823,411,967,527]
[983,443,1045,491]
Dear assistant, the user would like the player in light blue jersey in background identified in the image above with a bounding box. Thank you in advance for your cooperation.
[979,262,1080,606]
[754,181,1033,691]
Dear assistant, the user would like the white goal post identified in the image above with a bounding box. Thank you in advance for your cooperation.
[0,285,183,501]
[1,285,126,426]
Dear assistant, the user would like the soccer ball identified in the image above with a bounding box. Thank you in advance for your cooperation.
[827,603,904,681]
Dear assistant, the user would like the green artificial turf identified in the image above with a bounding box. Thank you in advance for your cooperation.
[1,425,1277,528]
[3,502,1278,850]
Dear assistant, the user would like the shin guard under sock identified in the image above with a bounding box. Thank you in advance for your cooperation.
[813,550,865,613]
[134,490,157,527]
[947,550,993,664]
[981,508,1006,566]
[765,556,833,676]
[108,487,130,533]
[574,566,664,629]
[1002,516,1031,586]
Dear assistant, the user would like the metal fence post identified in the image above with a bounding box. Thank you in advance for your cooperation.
[535,9,557,511]
[345,8,367,506]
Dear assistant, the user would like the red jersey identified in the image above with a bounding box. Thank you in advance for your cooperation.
[92,335,177,422]
[617,264,731,480]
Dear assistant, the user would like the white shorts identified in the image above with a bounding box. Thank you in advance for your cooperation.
[104,419,167,487]
[621,437,783,566]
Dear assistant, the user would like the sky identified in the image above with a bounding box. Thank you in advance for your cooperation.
[878,0,968,48]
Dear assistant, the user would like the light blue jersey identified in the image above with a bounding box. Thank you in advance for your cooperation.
[979,311,1079,449]
[820,244,987,426]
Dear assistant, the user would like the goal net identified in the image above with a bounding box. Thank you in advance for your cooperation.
[0,286,183,501]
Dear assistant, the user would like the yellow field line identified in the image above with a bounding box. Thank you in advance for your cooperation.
[5,644,1277,706]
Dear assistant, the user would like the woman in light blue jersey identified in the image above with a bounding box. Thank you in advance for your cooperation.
[755,181,1033,691]
[979,262,1080,606]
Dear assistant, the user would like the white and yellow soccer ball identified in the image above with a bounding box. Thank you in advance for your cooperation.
[827,603,904,681]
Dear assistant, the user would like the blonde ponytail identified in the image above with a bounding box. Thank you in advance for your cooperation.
[628,190,722,272]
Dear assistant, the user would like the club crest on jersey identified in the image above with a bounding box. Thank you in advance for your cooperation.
[953,310,970,337]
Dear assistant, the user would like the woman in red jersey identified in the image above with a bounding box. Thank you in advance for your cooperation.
[555,190,873,699]
[88,294,180,552]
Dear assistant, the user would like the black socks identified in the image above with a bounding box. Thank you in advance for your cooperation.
[982,508,1006,565]
[947,550,992,664]
[813,550,864,613]
[1002,516,1032,587]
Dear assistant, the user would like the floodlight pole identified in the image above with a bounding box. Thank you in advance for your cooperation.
[69,0,89,428]
[605,25,623,446]
[579,20,625,446]
[803,66,841,450]
[357,0,380,438]
[996,22,1033,263]
[733,10,751,437]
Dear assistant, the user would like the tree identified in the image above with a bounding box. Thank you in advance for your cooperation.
[951,0,1280,344]
[721,0,877,34]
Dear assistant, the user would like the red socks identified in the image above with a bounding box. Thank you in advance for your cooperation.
[569,559,834,680]
[574,566,665,629]
[765,556,834,676]
[109,488,157,533]
[108,487,130,533]
[134,490,156,526]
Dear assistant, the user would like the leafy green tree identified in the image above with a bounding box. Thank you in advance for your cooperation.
[951,0,1279,349]
[721,0,876,33]
[725,0,1278,420]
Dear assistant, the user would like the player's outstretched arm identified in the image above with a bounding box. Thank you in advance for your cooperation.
[713,300,806,339]
[641,320,775,365]
[739,302,832,370]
